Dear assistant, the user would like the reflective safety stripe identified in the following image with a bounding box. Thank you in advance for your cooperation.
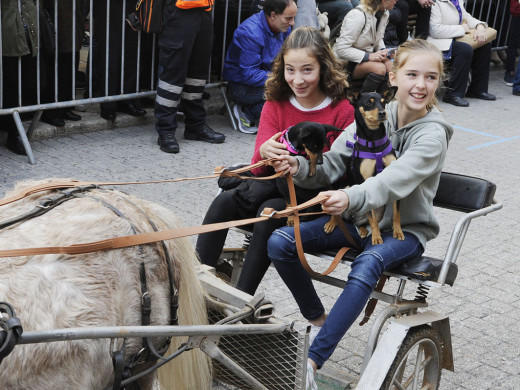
[181,92,203,100]
[185,78,207,87]
[176,0,213,10]
[158,80,183,94]
[155,95,180,108]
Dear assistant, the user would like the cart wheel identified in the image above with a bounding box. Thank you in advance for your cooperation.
[381,325,442,390]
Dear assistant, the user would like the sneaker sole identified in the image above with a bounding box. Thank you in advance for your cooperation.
[237,126,258,134]
[233,105,258,134]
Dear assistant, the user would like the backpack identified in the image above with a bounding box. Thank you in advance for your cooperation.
[126,0,166,34]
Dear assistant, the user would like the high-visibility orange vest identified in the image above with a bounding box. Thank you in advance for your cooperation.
[176,0,213,11]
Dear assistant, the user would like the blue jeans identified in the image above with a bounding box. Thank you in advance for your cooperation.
[268,215,424,368]
[513,57,520,94]
[227,82,265,124]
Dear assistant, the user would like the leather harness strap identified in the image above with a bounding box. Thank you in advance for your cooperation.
[0,160,282,208]
[285,175,360,277]
[359,274,388,326]
[0,162,358,280]
[0,189,335,260]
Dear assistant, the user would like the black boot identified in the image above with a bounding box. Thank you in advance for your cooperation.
[6,132,27,155]
[361,73,387,93]
[376,73,390,94]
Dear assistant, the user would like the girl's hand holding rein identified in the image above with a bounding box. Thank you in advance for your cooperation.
[272,155,299,176]
[320,190,350,215]
[259,132,290,160]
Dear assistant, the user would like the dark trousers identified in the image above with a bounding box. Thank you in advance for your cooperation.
[0,55,43,135]
[42,52,78,119]
[91,0,139,111]
[506,16,520,74]
[154,6,212,135]
[393,0,431,43]
[195,190,286,295]
[446,41,491,97]
[317,0,359,31]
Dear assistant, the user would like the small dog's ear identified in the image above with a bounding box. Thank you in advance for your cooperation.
[345,88,359,105]
[382,86,398,104]
[321,124,342,133]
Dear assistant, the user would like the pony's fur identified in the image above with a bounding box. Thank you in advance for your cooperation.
[0,179,212,390]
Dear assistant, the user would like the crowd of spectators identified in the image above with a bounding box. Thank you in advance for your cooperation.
[1,0,518,156]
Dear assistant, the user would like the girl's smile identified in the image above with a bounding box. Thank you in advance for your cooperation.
[389,51,441,126]
[284,48,326,108]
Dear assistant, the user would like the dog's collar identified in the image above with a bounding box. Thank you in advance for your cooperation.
[280,127,305,155]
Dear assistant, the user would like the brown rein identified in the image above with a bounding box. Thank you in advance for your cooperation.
[0,160,357,276]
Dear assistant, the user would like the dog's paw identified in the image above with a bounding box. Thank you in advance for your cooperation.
[359,226,369,238]
[323,219,336,234]
[286,216,295,227]
[371,235,384,245]
[393,231,405,241]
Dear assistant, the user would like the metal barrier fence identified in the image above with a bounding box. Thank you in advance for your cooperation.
[0,0,513,164]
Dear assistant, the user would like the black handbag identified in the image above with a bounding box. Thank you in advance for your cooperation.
[39,8,56,55]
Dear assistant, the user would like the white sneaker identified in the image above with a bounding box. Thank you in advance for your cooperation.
[308,324,322,346]
[306,360,318,390]
[233,104,258,134]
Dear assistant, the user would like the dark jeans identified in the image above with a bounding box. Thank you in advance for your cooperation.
[195,189,286,295]
[227,82,265,124]
[268,214,424,368]
[445,41,491,97]
[513,59,520,94]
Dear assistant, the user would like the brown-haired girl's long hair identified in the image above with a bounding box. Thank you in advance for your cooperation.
[392,39,447,111]
[264,27,349,104]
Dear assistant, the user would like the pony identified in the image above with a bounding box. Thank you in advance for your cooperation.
[0,178,212,390]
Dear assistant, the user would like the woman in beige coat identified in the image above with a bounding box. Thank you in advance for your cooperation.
[427,0,496,107]
[333,0,397,92]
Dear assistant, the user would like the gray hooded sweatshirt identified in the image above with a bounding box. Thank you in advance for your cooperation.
[293,100,454,248]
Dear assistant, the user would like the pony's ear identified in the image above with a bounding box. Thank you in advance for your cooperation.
[382,86,398,104]
[345,88,359,105]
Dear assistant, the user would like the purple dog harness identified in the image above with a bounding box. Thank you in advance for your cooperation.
[346,133,393,174]
[280,127,305,155]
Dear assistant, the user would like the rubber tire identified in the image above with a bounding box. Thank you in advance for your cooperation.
[381,325,443,390]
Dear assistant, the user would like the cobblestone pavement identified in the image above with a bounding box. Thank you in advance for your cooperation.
[1,66,519,389]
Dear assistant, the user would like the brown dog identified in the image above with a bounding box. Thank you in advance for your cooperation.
[323,86,404,245]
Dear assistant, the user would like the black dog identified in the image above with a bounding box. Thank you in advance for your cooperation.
[323,86,404,244]
[278,121,342,176]
[276,121,343,226]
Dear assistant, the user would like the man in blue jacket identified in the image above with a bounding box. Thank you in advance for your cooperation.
[223,0,297,134]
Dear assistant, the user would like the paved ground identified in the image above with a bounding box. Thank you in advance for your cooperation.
[0,64,519,389]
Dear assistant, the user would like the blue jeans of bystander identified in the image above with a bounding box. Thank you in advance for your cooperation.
[268,214,424,368]
[513,59,520,95]
[227,82,265,124]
